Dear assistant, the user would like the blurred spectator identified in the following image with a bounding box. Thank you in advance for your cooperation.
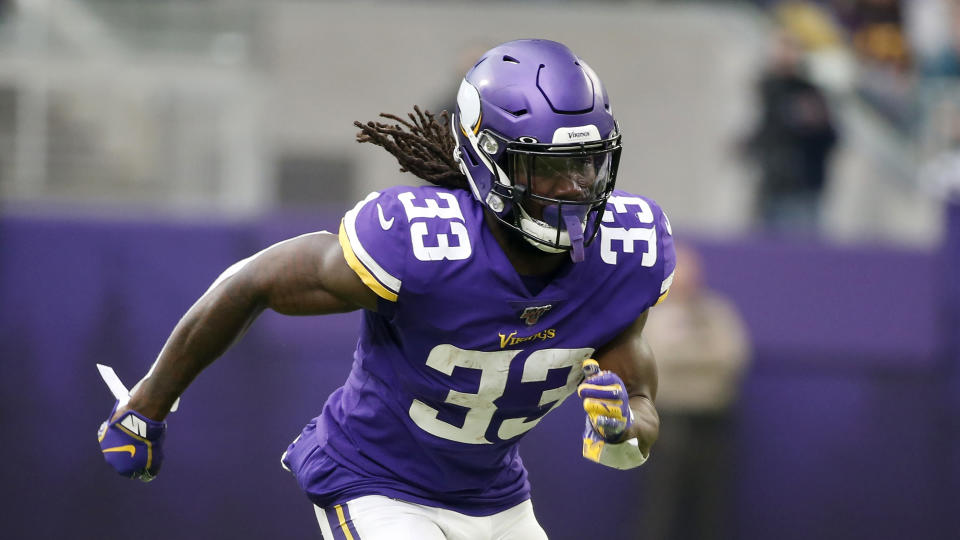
[919,99,960,202]
[845,0,911,72]
[640,244,751,540]
[742,30,838,233]
[842,0,916,130]
[904,0,960,78]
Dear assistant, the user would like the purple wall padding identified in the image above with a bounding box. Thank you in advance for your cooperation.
[944,201,960,539]
[0,211,954,540]
[692,236,941,368]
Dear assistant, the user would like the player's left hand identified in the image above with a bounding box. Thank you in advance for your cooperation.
[95,363,176,482]
[97,402,166,482]
[578,359,633,443]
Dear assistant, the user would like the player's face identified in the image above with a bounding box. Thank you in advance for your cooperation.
[511,153,612,221]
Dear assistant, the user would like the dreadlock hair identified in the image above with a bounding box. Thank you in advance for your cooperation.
[354,106,470,190]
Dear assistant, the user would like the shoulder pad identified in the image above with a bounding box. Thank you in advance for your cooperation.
[598,192,676,309]
[340,189,409,302]
[339,186,477,302]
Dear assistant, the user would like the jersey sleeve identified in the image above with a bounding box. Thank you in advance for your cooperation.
[600,191,677,312]
[338,190,408,303]
[653,206,676,307]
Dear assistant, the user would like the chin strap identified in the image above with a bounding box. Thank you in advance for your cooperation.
[563,213,585,262]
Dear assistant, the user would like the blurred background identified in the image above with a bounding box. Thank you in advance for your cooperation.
[1,0,958,539]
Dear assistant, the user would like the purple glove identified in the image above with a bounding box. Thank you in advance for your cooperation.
[97,402,166,482]
[578,359,633,443]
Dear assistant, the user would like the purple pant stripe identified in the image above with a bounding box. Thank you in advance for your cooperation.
[341,503,360,539]
[324,506,346,540]
[324,504,360,540]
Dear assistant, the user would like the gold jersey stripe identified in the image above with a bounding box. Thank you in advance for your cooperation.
[339,221,398,302]
[655,289,670,306]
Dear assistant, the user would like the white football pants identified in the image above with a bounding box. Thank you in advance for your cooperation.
[314,495,549,540]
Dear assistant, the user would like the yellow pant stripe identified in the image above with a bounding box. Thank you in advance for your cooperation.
[334,505,355,540]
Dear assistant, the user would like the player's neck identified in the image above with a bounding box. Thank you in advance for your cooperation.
[484,211,569,277]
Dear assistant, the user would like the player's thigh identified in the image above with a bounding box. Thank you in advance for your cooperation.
[489,499,548,540]
[314,495,445,540]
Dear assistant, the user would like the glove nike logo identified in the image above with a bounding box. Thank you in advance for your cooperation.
[377,203,394,230]
[120,413,148,437]
[102,445,136,458]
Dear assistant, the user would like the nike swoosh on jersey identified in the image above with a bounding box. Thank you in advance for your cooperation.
[377,203,395,230]
[102,445,136,458]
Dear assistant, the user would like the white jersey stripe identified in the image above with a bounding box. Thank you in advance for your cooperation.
[660,270,674,294]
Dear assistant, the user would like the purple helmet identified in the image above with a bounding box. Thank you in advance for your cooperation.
[452,39,622,262]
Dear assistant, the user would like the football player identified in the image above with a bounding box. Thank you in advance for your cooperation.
[98,39,676,539]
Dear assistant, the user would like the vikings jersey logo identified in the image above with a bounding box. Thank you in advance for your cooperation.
[519,305,553,326]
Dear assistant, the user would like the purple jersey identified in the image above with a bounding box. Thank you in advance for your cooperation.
[282,185,675,516]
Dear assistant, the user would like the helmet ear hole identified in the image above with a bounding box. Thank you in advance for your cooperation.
[462,145,480,168]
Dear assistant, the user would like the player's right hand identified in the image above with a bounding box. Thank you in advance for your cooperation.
[97,402,166,482]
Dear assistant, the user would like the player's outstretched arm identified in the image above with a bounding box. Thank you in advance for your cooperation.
[125,231,376,420]
[98,232,376,479]
[578,310,659,469]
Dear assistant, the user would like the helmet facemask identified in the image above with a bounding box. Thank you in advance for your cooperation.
[477,130,621,262]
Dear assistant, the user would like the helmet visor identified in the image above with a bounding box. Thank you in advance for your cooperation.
[508,149,616,224]
[505,145,619,254]
[480,129,621,253]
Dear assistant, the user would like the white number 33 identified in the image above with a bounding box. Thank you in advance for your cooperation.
[408,345,593,444]
[398,192,472,261]
[600,195,658,267]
